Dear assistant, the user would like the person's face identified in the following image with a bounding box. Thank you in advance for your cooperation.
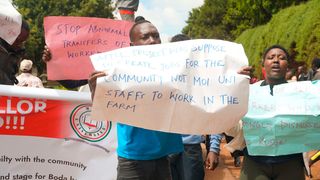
[11,28,29,51]
[130,22,161,46]
[297,65,305,74]
[312,63,318,71]
[263,48,288,83]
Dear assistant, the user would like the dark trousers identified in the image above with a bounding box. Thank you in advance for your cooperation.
[224,133,243,157]
[117,156,172,180]
[240,156,305,180]
[183,144,204,180]
[169,153,185,180]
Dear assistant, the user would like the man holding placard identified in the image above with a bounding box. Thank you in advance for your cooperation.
[89,16,254,179]
[89,17,183,180]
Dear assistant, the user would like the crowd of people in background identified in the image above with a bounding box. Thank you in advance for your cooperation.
[1,1,320,180]
[285,58,320,82]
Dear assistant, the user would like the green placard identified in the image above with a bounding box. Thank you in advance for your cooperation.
[243,80,320,156]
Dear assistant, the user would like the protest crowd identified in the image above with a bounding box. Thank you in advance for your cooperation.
[1,0,320,180]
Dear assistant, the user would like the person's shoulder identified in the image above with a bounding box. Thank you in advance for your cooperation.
[312,70,320,80]
[16,73,28,78]
[251,80,263,86]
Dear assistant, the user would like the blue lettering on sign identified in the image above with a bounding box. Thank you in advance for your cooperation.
[160,62,181,71]
[218,75,235,84]
[99,52,128,60]
[204,59,224,68]
[125,59,155,69]
[220,94,239,104]
[193,76,209,86]
[171,74,187,83]
[191,44,226,53]
[203,96,215,105]
[106,101,136,112]
[185,58,199,68]
[133,49,165,58]
[105,90,145,101]
[169,92,195,103]
[163,46,189,55]
[111,73,162,84]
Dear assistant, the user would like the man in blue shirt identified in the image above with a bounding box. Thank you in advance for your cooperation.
[89,17,183,180]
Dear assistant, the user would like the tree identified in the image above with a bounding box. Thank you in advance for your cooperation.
[12,0,114,74]
[224,0,309,38]
[183,0,309,40]
[183,0,229,40]
[236,0,320,78]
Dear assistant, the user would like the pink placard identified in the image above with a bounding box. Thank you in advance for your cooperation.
[44,16,132,80]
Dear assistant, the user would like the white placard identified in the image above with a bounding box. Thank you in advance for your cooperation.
[90,39,249,134]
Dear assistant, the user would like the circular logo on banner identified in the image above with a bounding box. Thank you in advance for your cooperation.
[70,104,112,142]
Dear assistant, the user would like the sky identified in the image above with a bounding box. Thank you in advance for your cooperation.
[114,0,204,42]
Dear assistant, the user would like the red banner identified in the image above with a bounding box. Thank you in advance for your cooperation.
[0,85,117,179]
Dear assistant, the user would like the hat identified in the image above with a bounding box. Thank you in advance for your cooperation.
[20,59,33,71]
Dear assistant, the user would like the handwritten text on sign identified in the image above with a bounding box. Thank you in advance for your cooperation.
[0,0,22,45]
[243,81,320,156]
[90,39,249,134]
[44,16,132,80]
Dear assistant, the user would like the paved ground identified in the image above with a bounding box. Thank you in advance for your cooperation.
[203,139,320,180]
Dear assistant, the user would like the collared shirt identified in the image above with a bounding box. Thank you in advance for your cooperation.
[182,134,222,154]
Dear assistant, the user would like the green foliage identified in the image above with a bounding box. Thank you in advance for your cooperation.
[12,0,114,74]
[183,0,308,40]
[183,0,229,40]
[225,0,308,38]
[236,0,320,77]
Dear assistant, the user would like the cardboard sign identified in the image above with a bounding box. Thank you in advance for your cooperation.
[44,16,132,80]
[90,39,249,134]
[243,81,320,156]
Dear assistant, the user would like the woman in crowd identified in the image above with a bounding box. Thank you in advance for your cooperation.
[240,45,305,180]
